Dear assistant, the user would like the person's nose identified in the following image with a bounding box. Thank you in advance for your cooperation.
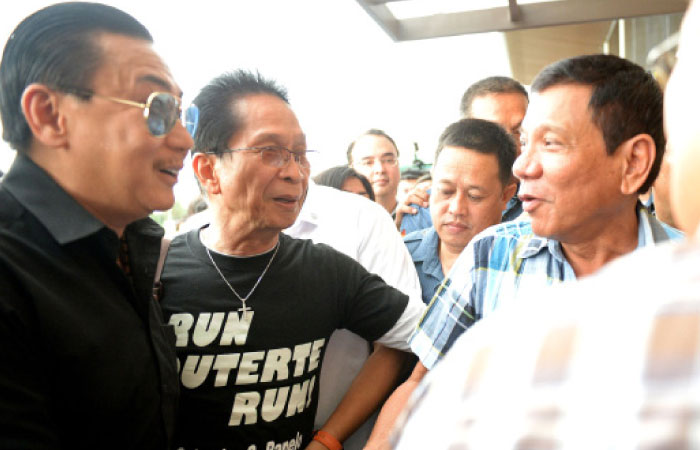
[447,191,469,217]
[513,141,542,181]
[371,158,385,173]
[279,152,306,182]
[166,119,194,154]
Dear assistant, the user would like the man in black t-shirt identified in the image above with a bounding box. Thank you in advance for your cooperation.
[159,70,422,450]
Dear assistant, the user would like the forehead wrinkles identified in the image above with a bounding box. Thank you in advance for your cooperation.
[230,95,305,147]
[524,86,595,136]
[92,33,175,94]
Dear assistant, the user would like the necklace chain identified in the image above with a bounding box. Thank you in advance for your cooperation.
[204,239,280,312]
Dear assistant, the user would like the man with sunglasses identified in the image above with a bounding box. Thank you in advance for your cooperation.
[158,70,423,450]
[0,3,193,449]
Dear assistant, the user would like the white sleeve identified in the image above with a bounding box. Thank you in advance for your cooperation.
[355,200,423,297]
[354,200,425,350]
[374,295,425,351]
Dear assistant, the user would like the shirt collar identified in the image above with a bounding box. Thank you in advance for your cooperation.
[504,194,520,212]
[516,204,658,262]
[411,227,440,264]
[420,228,445,279]
[515,230,555,261]
[637,204,654,248]
[2,154,105,244]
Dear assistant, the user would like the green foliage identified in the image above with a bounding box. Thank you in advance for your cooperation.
[150,201,187,225]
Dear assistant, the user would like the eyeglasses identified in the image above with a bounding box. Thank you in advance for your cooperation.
[206,146,317,170]
[62,88,199,137]
[355,156,399,168]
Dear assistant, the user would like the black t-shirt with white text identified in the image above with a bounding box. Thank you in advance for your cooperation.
[160,230,408,450]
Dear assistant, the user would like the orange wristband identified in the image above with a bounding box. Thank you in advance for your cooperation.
[313,429,343,450]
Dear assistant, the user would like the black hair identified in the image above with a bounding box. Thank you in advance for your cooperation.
[346,129,399,164]
[0,2,153,152]
[313,165,375,201]
[531,54,664,193]
[434,118,516,187]
[460,76,528,118]
[191,70,289,155]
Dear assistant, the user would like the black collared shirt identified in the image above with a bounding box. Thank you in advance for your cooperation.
[0,155,178,449]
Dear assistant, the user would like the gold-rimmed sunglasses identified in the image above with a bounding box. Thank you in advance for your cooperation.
[61,88,199,137]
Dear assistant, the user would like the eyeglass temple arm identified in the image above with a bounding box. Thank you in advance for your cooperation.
[94,94,147,109]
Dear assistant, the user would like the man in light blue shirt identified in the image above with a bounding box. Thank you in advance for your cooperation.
[367,53,682,448]
[403,119,517,304]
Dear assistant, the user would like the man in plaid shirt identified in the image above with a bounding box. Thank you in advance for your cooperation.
[368,50,683,450]
[391,3,700,445]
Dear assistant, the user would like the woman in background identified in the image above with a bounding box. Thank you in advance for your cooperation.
[314,165,375,201]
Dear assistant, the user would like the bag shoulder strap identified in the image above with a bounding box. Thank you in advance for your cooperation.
[152,237,171,302]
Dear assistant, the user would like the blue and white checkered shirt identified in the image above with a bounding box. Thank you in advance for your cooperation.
[410,206,683,370]
[393,236,700,450]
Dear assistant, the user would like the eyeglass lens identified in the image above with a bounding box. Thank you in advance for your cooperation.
[144,93,200,138]
[360,157,396,167]
[261,148,311,169]
[185,105,199,138]
[146,93,178,136]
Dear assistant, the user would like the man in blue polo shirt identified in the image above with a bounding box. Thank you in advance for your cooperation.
[367,53,682,448]
[403,119,517,304]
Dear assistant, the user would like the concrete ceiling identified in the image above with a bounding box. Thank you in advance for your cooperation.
[357,0,688,41]
[505,21,613,84]
[357,0,689,83]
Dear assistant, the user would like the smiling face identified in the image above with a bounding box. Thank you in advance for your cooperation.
[514,83,627,243]
[61,33,192,226]
[430,146,512,253]
[211,93,308,234]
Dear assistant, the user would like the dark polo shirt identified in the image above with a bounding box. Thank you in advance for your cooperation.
[0,155,178,449]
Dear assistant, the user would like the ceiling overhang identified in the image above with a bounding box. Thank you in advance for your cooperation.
[357,0,689,41]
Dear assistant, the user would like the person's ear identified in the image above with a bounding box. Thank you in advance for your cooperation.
[619,134,655,195]
[501,180,518,207]
[192,152,221,196]
[20,83,69,148]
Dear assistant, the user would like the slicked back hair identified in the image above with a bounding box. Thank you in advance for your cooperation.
[0,2,153,152]
[460,76,528,118]
[435,118,517,187]
[531,54,664,194]
[191,70,289,155]
[346,129,399,164]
